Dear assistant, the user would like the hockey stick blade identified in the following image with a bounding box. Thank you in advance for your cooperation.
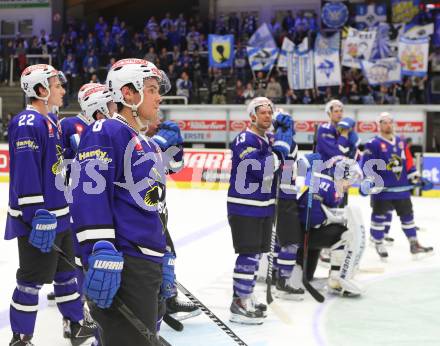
[163,313,184,332]
[302,279,325,303]
[175,281,248,346]
[267,301,294,325]
[358,267,385,274]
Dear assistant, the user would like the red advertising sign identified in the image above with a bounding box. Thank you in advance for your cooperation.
[357,121,424,133]
[0,147,9,174]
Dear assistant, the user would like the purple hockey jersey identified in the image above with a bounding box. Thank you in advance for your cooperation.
[60,114,91,160]
[298,173,343,228]
[360,135,417,201]
[227,129,277,218]
[5,106,70,240]
[70,114,167,265]
[316,122,351,164]
[279,141,299,200]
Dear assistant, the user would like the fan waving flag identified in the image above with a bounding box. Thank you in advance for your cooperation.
[247,23,279,72]
[208,34,234,68]
[398,36,429,77]
[247,47,279,72]
[277,37,295,68]
[314,33,341,87]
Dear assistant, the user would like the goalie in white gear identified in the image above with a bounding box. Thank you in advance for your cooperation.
[298,157,365,297]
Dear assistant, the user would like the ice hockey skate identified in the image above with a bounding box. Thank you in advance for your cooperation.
[166,295,201,321]
[230,297,264,325]
[374,241,389,261]
[327,277,362,298]
[63,318,96,346]
[9,334,34,346]
[410,240,434,260]
[274,275,305,301]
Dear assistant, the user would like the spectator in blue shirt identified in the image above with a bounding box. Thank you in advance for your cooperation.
[83,49,98,81]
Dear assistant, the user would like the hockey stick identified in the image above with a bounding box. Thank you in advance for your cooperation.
[264,174,294,324]
[163,313,183,332]
[175,280,248,346]
[302,172,325,303]
[52,244,170,346]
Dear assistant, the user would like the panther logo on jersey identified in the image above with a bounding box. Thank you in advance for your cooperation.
[386,153,403,180]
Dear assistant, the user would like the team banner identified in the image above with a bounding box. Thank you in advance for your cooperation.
[403,23,434,39]
[398,36,429,76]
[342,27,377,69]
[360,58,401,86]
[321,1,349,30]
[287,49,314,90]
[314,33,341,87]
[371,23,392,59]
[277,37,295,68]
[247,23,277,49]
[355,3,387,30]
[247,47,279,72]
[392,0,419,24]
[208,35,234,68]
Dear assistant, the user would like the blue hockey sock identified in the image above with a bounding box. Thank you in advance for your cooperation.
[370,213,386,241]
[400,214,417,239]
[277,244,298,278]
[54,271,83,323]
[233,254,260,298]
[10,281,41,335]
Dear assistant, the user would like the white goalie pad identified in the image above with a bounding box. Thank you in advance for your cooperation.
[330,204,366,281]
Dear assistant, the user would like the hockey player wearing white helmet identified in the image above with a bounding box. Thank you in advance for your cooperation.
[70,58,172,345]
[6,64,95,346]
[227,97,294,325]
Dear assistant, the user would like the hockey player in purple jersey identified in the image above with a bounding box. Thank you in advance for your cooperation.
[5,64,95,346]
[272,110,305,300]
[360,112,433,260]
[316,99,360,164]
[70,58,172,345]
[61,83,116,163]
[227,97,293,325]
[298,158,365,297]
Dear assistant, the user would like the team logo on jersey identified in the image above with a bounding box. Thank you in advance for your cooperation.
[380,142,387,152]
[51,145,65,175]
[144,181,165,208]
[386,153,403,180]
[75,124,84,135]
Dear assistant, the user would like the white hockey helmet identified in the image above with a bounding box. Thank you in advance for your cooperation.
[376,111,393,124]
[246,97,275,118]
[325,99,344,117]
[20,64,66,101]
[78,83,114,123]
[106,58,171,105]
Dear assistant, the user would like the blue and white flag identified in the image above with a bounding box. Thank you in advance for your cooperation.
[398,36,429,77]
[208,34,234,68]
[277,37,295,68]
[342,27,377,69]
[403,23,434,39]
[355,3,387,30]
[287,48,314,90]
[314,33,341,87]
[371,23,391,59]
[247,23,277,49]
[247,47,279,72]
[321,1,348,29]
[360,58,401,85]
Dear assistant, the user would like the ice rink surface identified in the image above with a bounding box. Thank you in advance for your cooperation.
[0,184,439,346]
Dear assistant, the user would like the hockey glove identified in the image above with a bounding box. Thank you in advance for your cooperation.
[152,129,180,151]
[160,252,177,300]
[348,131,360,148]
[69,133,81,153]
[29,209,57,253]
[419,177,434,191]
[84,241,123,309]
[337,117,356,131]
[359,178,374,196]
[160,121,184,145]
[272,127,293,160]
[273,112,293,132]
[302,153,322,169]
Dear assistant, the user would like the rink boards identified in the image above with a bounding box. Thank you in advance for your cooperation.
[1,144,438,196]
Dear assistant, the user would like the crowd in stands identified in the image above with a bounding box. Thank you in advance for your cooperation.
[0,11,438,105]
